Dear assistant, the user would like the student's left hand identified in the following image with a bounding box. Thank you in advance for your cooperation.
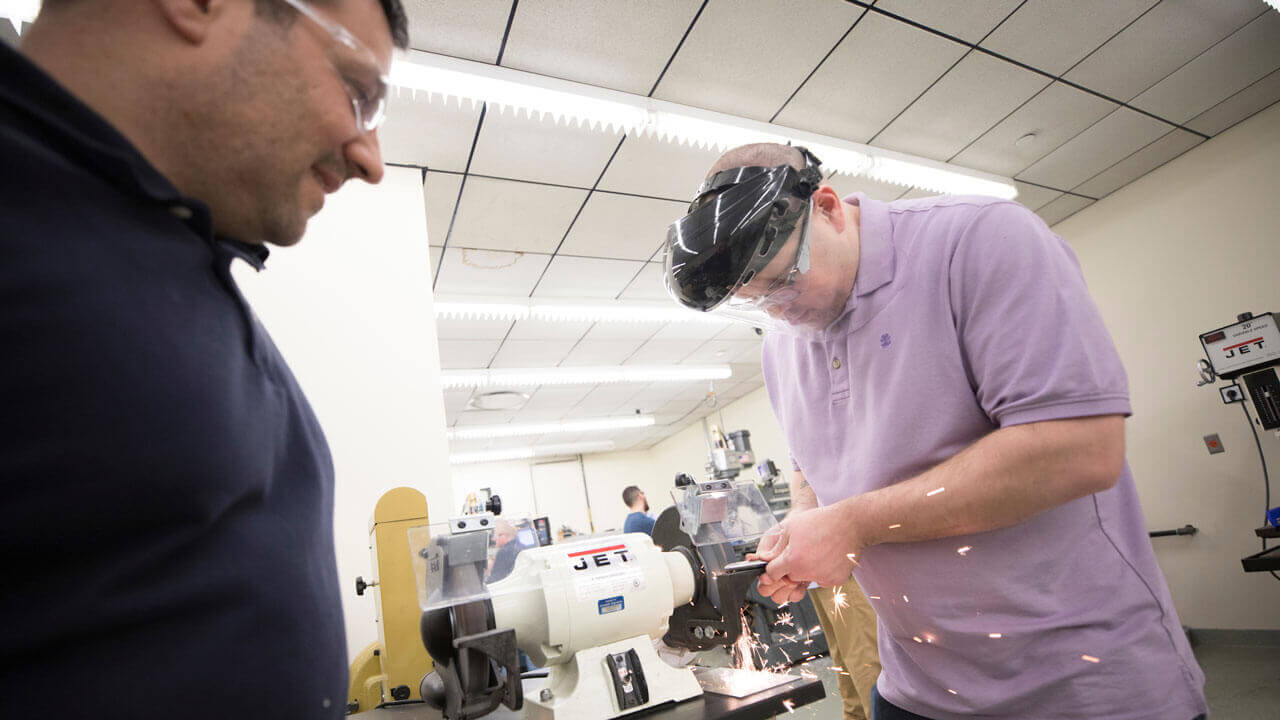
[751,504,863,599]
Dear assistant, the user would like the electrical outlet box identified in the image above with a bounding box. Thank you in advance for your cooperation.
[1220,384,1243,403]
[1203,434,1225,454]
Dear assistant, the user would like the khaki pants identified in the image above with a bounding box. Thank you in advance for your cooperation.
[809,579,881,720]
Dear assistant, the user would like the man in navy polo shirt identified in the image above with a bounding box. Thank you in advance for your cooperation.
[663,143,1208,720]
[1,1,407,717]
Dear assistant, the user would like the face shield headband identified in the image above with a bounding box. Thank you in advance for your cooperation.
[663,147,823,312]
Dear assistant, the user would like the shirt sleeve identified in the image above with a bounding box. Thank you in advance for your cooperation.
[948,201,1131,428]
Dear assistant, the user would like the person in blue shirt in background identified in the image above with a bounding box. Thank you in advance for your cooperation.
[622,486,656,535]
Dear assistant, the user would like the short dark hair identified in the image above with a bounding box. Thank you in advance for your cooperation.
[622,486,642,507]
[257,0,410,49]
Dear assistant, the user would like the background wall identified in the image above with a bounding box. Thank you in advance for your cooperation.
[1055,101,1280,630]
[233,166,455,661]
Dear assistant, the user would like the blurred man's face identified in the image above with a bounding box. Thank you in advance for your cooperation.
[182,0,392,246]
[640,491,649,512]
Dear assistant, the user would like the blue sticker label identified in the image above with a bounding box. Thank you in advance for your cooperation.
[598,595,625,615]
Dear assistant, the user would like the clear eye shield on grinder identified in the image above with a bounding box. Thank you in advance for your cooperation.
[663,147,825,329]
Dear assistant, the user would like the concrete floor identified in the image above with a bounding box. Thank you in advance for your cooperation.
[705,638,1280,719]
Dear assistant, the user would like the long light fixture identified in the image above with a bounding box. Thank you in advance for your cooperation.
[442,364,731,390]
[435,296,730,325]
[391,50,1017,199]
[448,414,655,441]
[449,440,616,465]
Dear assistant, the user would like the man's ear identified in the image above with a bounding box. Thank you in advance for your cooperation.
[151,0,226,43]
[813,185,846,234]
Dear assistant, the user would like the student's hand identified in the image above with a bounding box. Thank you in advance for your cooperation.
[747,513,813,604]
[755,504,862,596]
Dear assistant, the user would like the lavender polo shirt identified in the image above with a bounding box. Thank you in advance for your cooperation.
[761,194,1207,719]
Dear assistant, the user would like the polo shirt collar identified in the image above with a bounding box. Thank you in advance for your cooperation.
[0,43,269,268]
[846,192,895,300]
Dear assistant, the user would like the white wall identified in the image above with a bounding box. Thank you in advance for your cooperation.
[232,166,455,660]
[1055,102,1280,630]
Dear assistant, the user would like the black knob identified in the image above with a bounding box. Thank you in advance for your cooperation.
[675,472,694,487]
[486,494,503,516]
[355,576,368,596]
[391,685,411,701]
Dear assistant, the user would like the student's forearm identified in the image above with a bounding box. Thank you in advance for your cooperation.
[787,470,819,516]
[840,416,1125,549]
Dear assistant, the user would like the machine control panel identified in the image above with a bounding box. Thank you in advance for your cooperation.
[1200,312,1280,378]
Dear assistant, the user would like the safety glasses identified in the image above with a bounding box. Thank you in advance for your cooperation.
[278,0,390,132]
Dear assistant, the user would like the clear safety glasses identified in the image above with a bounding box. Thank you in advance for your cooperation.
[279,0,390,132]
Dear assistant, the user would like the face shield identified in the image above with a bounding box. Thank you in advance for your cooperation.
[663,148,836,337]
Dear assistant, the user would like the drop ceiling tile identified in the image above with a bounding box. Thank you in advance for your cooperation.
[582,321,665,341]
[712,324,766,341]
[533,256,646,299]
[657,394,707,418]
[403,0,511,62]
[430,246,443,273]
[501,0,702,94]
[624,339,704,365]
[575,385,645,414]
[435,316,514,341]
[1063,0,1264,102]
[379,90,481,170]
[982,0,1157,76]
[683,339,761,365]
[522,386,594,414]
[437,339,502,369]
[773,12,967,142]
[424,171,463,247]
[505,319,594,342]
[1036,194,1095,227]
[1130,11,1280,124]
[453,410,520,427]
[561,339,647,366]
[635,381,705,410]
[825,172,911,203]
[653,0,863,121]
[1186,68,1280,136]
[1016,108,1169,191]
[618,262,674,301]
[449,176,587,253]
[488,339,579,368]
[875,0,1023,44]
[469,110,623,187]
[598,135,722,201]
[1011,182,1063,212]
[951,82,1118,177]
[1071,129,1204,198]
[560,193,686,261]
[874,53,1051,162]
[433,247,551,296]
[648,322,730,341]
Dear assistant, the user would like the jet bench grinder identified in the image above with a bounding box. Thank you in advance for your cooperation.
[403,479,824,720]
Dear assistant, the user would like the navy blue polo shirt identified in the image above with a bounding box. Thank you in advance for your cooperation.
[0,44,347,718]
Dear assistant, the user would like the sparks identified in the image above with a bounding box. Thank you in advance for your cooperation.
[902,594,910,603]
[775,611,794,627]
[957,545,972,556]
[809,626,822,636]
[730,608,768,671]
[832,585,849,619]
[926,487,946,497]
[988,633,1003,639]
[868,595,881,600]
[913,636,923,643]
[888,523,902,529]
[1081,654,1100,663]
[782,699,796,713]
[948,689,958,695]
[846,552,860,566]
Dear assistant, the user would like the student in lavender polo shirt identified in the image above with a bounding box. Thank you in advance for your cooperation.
[662,143,1208,720]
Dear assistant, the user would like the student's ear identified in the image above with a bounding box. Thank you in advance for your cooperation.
[151,0,228,44]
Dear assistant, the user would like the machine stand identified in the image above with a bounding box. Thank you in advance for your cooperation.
[525,635,701,720]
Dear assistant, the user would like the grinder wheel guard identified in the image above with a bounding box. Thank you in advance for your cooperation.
[653,506,762,653]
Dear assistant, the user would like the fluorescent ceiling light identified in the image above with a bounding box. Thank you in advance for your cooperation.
[1,0,39,33]
[391,50,1017,199]
[449,440,616,465]
[441,364,731,390]
[448,414,655,441]
[435,296,730,325]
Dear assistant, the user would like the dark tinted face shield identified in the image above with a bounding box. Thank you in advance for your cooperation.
[663,149,823,312]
